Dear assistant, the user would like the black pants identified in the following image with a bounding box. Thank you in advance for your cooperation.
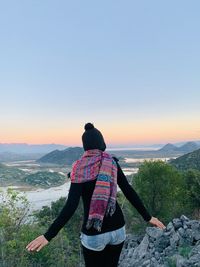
[82,241,124,267]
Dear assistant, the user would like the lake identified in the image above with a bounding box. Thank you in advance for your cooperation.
[0,168,137,212]
[0,156,174,212]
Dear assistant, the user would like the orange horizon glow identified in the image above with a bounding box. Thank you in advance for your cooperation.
[1,118,200,146]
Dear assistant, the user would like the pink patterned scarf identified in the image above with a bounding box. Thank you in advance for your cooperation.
[70,149,118,231]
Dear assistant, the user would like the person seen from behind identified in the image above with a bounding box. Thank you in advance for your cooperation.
[26,122,165,267]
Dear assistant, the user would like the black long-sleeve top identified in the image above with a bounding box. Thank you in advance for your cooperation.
[43,158,152,242]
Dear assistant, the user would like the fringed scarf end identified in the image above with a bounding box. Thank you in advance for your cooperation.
[106,200,116,217]
[86,218,103,232]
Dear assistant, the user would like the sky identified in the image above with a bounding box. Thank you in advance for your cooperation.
[0,0,200,147]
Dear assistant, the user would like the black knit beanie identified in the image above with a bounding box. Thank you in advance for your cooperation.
[82,123,106,151]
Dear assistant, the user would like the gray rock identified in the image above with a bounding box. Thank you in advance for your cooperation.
[179,236,187,246]
[142,259,150,266]
[155,234,170,253]
[178,227,186,237]
[172,254,187,267]
[151,257,159,265]
[185,228,194,244]
[132,234,149,260]
[164,245,176,257]
[149,242,154,248]
[188,253,200,267]
[149,237,155,243]
[164,228,175,236]
[146,227,163,239]
[166,222,174,231]
[118,216,200,267]
[151,259,162,267]
[190,220,200,230]
[189,244,200,257]
[155,251,160,260]
[149,247,155,254]
[180,215,190,222]
[193,230,200,241]
[183,222,188,230]
[170,231,180,248]
[173,218,183,230]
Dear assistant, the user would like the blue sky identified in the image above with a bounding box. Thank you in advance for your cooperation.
[0,1,200,146]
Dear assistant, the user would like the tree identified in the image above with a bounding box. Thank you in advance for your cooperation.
[0,188,84,267]
[34,196,84,265]
[0,188,31,267]
[0,187,30,237]
[184,169,200,219]
[132,160,185,222]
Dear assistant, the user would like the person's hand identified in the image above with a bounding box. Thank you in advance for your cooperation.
[149,216,166,229]
[26,235,49,252]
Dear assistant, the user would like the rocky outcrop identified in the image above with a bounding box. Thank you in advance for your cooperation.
[119,215,200,267]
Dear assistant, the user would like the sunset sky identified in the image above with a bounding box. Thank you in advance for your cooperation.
[1,1,200,147]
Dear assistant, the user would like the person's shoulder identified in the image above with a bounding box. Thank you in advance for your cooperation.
[111,156,119,163]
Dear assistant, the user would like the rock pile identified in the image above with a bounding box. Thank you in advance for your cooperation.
[119,215,200,267]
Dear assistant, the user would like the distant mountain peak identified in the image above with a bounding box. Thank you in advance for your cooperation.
[37,147,84,165]
[178,141,198,152]
[159,143,178,152]
[159,141,200,154]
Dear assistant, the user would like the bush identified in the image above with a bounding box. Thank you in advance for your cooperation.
[132,160,185,222]
[0,188,84,267]
[183,169,200,219]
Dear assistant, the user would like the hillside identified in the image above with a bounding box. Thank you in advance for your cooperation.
[37,147,84,165]
[0,164,66,188]
[23,171,66,188]
[0,164,27,186]
[170,148,200,171]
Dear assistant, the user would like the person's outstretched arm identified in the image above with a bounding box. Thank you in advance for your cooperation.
[115,159,165,229]
[26,182,82,252]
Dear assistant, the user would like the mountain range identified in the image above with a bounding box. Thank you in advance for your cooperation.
[158,141,200,153]
[0,143,67,154]
[1,140,200,154]
[36,141,200,166]
[1,141,200,164]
